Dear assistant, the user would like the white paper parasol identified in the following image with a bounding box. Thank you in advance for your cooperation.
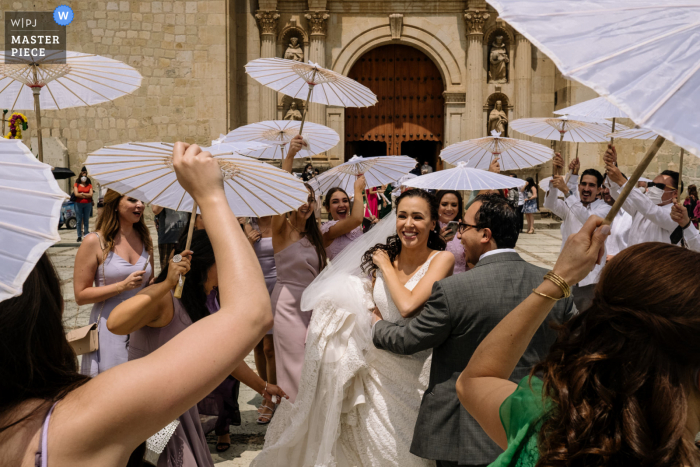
[440,130,554,171]
[0,50,142,162]
[310,155,416,195]
[510,116,625,143]
[554,97,629,120]
[0,139,68,302]
[245,58,377,131]
[84,142,309,217]
[216,120,340,159]
[402,162,526,191]
[608,127,657,141]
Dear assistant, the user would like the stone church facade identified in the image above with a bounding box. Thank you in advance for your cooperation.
[5,0,691,192]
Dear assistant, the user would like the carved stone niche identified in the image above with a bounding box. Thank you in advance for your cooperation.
[278,22,308,61]
[280,95,306,121]
[486,28,511,84]
[485,92,511,136]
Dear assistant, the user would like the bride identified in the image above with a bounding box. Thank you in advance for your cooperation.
[252,189,455,466]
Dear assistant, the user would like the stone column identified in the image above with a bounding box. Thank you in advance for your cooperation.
[304,10,330,127]
[255,10,280,121]
[514,33,532,121]
[464,9,489,139]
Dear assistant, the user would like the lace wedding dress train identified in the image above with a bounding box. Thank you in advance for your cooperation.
[251,255,438,467]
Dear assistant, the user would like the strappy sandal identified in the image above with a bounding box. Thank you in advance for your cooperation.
[256,401,276,425]
[216,442,231,452]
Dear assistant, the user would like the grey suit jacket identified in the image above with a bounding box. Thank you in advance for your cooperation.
[372,252,575,465]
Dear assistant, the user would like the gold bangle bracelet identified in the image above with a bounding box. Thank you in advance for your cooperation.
[532,288,561,301]
[543,271,571,298]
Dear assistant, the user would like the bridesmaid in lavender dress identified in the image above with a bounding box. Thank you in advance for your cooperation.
[320,176,367,260]
[246,216,280,424]
[73,189,154,376]
[271,135,327,402]
[107,230,287,466]
[435,190,468,274]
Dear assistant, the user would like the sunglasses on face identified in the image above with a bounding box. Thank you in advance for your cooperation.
[457,222,479,234]
[647,182,676,192]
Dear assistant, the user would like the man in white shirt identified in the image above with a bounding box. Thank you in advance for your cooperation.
[671,202,700,252]
[545,153,610,311]
[604,145,679,246]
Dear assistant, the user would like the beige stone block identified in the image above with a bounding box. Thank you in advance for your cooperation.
[185,1,197,13]
[126,30,138,38]
[152,1,162,13]
[92,28,105,36]
[140,2,150,12]
[139,30,150,39]
[162,2,172,12]
[107,1,118,10]
[77,140,87,153]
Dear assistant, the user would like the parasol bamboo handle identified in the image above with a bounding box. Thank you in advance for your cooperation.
[563,143,579,185]
[610,117,616,145]
[678,148,685,199]
[174,200,198,299]
[603,135,666,225]
[299,69,318,135]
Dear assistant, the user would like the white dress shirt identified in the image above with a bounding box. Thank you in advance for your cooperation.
[544,185,610,287]
[683,222,700,252]
[606,209,633,256]
[609,180,676,246]
[478,248,517,262]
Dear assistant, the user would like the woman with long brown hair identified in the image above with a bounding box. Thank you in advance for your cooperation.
[73,189,154,375]
[271,135,327,403]
[457,217,700,467]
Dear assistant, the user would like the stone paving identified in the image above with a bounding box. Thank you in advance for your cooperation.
[48,220,562,466]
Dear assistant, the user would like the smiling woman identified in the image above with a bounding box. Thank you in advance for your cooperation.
[72,189,154,376]
[321,176,366,260]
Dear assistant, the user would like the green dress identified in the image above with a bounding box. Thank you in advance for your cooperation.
[488,376,548,467]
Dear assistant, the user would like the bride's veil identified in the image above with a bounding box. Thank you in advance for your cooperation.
[300,211,397,312]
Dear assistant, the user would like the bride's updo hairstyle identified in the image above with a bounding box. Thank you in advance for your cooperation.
[361,189,445,277]
[533,243,700,467]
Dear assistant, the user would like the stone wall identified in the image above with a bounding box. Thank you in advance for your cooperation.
[1,0,231,180]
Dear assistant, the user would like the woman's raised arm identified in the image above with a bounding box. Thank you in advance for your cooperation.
[52,143,274,465]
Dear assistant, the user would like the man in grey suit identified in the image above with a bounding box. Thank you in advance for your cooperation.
[372,194,575,466]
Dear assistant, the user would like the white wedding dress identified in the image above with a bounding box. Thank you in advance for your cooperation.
[251,251,438,467]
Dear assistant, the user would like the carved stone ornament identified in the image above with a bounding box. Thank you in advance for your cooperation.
[305,10,330,36]
[389,14,403,40]
[443,92,466,104]
[255,10,280,36]
[464,10,490,35]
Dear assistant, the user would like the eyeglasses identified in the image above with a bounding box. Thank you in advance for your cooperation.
[647,182,676,192]
[457,222,479,234]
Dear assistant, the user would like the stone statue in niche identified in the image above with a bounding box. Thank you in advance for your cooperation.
[284,102,303,121]
[488,36,509,84]
[488,100,508,135]
[284,37,304,62]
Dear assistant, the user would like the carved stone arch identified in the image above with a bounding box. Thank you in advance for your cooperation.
[486,92,510,108]
[278,25,308,46]
[484,24,514,48]
[332,24,463,90]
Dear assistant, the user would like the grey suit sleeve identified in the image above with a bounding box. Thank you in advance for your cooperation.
[372,282,451,355]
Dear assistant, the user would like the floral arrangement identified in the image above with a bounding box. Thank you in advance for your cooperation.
[4,112,29,139]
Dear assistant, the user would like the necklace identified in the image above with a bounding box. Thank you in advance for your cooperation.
[286,216,306,234]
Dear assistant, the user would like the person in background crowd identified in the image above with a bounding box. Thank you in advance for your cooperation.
[521,177,538,234]
[605,145,680,246]
[272,135,326,402]
[601,184,632,261]
[314,168,320,177]
[458,217,700,467]
[410,160,423,176]
[546,153,610,311]
[73,189,154,376]
[301,163,315,182]
[365,185,379,218]
[421,160,434,174]
[321,177,366,260]
[513,175,525,232]
[0,142,274,467]
[245,216,279,424]
[684,184,699,228]
[152,205,189,270]
[504,181,518,211]
[435,190,467,274]
[373,194,574,467]
[671,200,700,252]
[73,166,93,242]
[107,230,287,459]
[378,183,393,219]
